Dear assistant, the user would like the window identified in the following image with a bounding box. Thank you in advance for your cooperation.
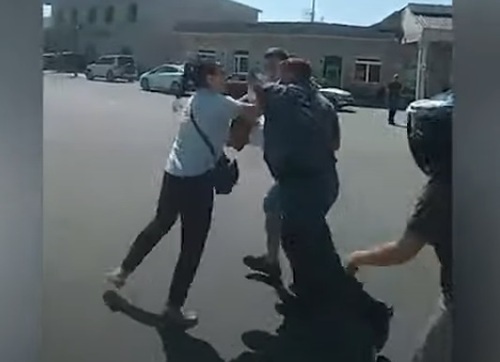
[87,7,97,24]
[118,56,135,66]
[234,51,249,75]
[96,57,115,65]
[151,65,183,74]
[128,3,138,22]
[71,8,78,25]
[354,58,381,83]
[104,6,115,24]
[197,50,216,62]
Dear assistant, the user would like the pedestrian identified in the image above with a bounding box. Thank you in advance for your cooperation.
[346,97,452,362]
[387,74,402,125]
[106,59,260,329]
[243,47,290,280]
[251,58,393,352]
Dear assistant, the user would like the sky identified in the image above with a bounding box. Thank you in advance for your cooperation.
[43,0,452,26]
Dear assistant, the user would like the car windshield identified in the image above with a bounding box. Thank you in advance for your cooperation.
[430,90,453,102]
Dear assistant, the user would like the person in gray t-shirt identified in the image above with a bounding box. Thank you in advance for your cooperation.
[243,47,290,279]
[106,60,259,329]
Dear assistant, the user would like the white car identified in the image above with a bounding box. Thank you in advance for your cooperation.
[406,90,454,125]
[319,87,355,109]
[139,64,184,94]
[85,55,138,82]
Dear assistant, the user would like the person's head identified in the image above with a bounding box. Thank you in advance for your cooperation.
[393,74,399,80]
[278,58,312,84]
[408,101,452,181]
[263,47,289,81]
[193,59,226,93]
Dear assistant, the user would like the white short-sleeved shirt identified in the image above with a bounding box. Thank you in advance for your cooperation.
[165,89,242,177]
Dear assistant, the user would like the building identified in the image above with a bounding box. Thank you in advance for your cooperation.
[173,21,402,99]
[46,1,452,99]
[402,3,453,98]
[174,2,452,99]
[48,0,260,67]
[374,3,453,98]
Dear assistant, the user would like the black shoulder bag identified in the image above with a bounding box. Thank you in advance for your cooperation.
[189,107,240,195]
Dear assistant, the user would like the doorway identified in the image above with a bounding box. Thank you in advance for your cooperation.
[322,56,343,88]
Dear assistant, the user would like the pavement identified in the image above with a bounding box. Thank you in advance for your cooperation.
[43,73,440,362]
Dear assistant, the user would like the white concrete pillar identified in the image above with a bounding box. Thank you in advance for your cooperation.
[415,40,429,99]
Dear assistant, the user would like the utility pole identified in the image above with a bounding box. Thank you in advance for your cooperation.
[310,0,316,22]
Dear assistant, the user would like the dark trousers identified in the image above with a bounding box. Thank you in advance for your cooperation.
[388,97,399,124]
[388,108,397,124]
[279,167,381,315]
[121,171,214,308]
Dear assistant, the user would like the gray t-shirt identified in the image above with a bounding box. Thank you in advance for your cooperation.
[165,89,242,177]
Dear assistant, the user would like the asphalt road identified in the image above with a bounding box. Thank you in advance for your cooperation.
[43,74,440,362]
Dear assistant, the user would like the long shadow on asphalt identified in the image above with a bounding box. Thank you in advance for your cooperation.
[103,290,225,362]
[103,274,390,362]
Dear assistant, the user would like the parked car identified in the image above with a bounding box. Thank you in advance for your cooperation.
[406,90,454,125]
[43,53,57,70]
[225,78,248,99]
[44,52,87,73]
[85,55,138,82]
[319,87,355,110]
[139,64,185,94]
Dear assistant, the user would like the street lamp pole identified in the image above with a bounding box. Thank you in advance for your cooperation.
[310,0,316,22]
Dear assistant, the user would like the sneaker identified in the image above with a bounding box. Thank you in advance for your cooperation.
[106,267,129,289]
[162,306,199,330]
[243,255,282,279]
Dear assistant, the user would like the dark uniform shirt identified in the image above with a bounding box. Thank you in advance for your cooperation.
[406,177,452,303]
[261,81,339,181]
[387,80,402,98]
[387,80,402,110]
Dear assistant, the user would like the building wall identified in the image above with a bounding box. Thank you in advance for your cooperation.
[174,32,403,97]
[426,41,453,96]
[50,0,259,67]
[401,8,423,44]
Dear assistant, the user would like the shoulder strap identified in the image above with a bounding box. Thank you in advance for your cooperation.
[189,104,217,161]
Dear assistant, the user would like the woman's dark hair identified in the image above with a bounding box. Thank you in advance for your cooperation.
[192,59,222,88]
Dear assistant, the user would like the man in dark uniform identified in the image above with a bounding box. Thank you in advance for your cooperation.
[347,96,452,362]
[251,58,392,352]
[387,74,402,125]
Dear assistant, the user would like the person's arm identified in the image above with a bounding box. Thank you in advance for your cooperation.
[227,117,255,151]
[346,179,447,274]
[346,232,426,274]
[221,95,261,151]
[222,95,261,127]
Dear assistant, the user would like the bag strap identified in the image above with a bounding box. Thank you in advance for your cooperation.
[189,104,217,161]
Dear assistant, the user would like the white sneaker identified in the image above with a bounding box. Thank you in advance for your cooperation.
[162,306,199,330]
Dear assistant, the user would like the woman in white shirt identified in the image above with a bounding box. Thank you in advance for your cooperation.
[107,60,258,328]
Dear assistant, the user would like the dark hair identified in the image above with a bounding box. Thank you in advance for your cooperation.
[192,59,223,88]
[280,58,312,81]
[264,47,289,61]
